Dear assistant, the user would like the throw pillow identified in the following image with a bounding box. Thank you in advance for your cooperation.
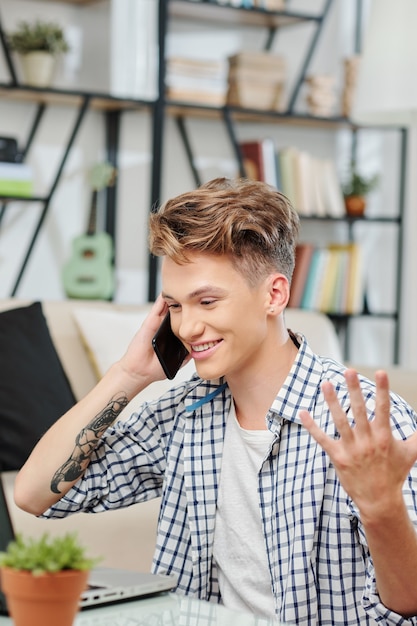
[0,301,76,471]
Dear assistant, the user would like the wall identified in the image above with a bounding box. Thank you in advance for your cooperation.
[0,0,413,369]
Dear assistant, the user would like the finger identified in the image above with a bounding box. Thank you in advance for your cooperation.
[374,369,391,429]
[343,369,370,433]
[299,410,337,458]
[299,410,329,452]
[143,296,168,333]
[321,380,354,440]
[153,294,169,318]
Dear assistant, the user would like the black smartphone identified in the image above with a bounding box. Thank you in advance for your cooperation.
[152,312,189,380]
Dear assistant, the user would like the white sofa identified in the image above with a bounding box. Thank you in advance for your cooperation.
[1,298,415,573]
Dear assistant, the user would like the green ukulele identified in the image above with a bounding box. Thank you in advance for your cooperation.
[62,162,116,300]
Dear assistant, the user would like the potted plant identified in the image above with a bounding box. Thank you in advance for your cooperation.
[7,19,70,87]
[0,532,98,626]
[342,161,379,217]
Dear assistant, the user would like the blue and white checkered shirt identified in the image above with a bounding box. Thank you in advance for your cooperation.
[44,336,417,625]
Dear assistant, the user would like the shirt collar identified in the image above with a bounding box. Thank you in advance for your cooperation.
[183,335,325,423]
[269,334,325,426]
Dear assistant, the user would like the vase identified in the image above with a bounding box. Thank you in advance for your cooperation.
[19,51,56,87]
[344,194,366,217]
[0,567,89,626]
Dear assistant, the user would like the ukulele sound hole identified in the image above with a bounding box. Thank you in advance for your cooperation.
[83,249,95,258]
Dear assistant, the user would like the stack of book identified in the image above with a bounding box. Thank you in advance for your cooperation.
[341,55,361,117]
[305,74,336,117]
[227,51,286,110]
[288,242,365,315]
[165,56,228,106]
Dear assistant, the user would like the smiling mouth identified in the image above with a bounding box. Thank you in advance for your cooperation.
[192,341,219,353]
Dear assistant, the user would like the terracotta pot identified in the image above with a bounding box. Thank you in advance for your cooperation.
[0,567,89,626]
[19,51,56,87]
[344,194,366,217]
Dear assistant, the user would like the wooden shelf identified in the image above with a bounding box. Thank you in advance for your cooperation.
[0,83,153,112]
[166,101,351,129]
[169,0,321,28]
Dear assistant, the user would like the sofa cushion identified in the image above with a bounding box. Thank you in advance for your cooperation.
[72,306,151,378]
[72,306,197,406]
[0,302,76,471]
[285,308,343,362]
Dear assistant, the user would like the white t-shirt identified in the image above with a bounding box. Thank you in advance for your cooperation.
[213,402,276,618]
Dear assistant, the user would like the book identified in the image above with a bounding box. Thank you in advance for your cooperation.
[227,79,285,110]
[310,157,327,217]
[345,242,365,314]
[292,149,314,216]
[239,139,277,186]
[301,248,329,310]
[260,138,278,187]
[228,50,286,71]
[321,159,345,217]
[288,243,315,308]
[318,247,341,312]
[277,147,297,207]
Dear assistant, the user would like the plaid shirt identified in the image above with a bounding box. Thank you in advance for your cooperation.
[44,336,417,626]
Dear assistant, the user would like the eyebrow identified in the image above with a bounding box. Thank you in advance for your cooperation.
[162,286,228,300]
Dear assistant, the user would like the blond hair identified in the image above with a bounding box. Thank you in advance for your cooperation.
[149,177,299,286]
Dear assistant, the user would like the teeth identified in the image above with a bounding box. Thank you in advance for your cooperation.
[192,342,217,352]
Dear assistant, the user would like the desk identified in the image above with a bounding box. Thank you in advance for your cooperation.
[0,593,292,625]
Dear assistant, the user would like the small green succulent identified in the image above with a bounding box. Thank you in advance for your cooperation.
[8,20,70,56]
[342,161,379,197]
[0,532,99,576]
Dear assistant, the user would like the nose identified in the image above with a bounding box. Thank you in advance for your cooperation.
[175,308,204,343]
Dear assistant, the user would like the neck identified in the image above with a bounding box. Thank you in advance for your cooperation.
[228,326,299,431]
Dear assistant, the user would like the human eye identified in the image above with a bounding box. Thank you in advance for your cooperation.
[167,302,181,311]
[200,298,216,307]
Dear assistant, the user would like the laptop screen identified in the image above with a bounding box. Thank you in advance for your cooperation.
[0,476,14,614]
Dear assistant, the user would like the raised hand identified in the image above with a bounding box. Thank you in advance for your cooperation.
[300,368,417,521]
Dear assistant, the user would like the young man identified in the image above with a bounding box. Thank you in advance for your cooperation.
[15,178,417,625]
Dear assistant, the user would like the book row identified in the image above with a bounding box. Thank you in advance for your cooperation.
[240,139,346,218]
[288,242,365,315]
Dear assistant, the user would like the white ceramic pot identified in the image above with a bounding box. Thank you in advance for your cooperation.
[19,51,56,87]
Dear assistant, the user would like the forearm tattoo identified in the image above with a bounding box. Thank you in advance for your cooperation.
[50,393,128,494]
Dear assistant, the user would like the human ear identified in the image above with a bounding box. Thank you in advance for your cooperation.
[265,273,290,314]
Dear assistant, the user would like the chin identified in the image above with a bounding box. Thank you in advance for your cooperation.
[194,362,226,381]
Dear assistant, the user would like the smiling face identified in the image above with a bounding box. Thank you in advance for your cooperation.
[161,251,288,383]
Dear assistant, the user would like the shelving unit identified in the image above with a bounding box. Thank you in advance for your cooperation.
[0,0,406,363]
[0,5,154,295]
[148,0,334,300]
[149,0,405,364]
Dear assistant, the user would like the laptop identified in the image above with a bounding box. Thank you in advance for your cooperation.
[0,476,177,615]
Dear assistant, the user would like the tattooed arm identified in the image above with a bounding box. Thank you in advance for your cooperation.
[50,394,128,494]
[14,296,178,516]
